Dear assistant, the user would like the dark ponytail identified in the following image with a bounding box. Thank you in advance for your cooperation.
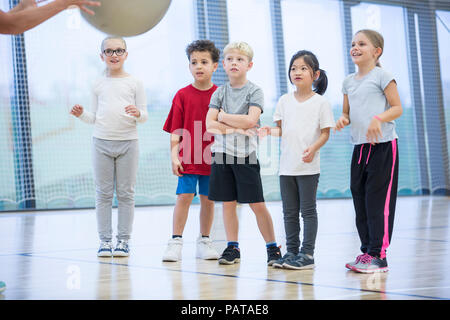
[288,50,328,95]
[314,68,328,95]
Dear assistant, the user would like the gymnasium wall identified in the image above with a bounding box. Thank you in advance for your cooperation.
[0,0,449,211]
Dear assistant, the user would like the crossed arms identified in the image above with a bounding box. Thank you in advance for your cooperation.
[205,106,261,136]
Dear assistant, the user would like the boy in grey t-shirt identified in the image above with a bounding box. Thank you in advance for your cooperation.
[205,41,281,266]
[209,80,263,157]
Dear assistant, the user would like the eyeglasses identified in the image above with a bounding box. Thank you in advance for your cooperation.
[102,48,126,56]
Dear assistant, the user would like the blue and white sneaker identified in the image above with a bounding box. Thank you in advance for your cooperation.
[272,252,297,268]
[0,281,6,294]
[113,240,130,257]
[283,253,315,270]
[97,241,113,257]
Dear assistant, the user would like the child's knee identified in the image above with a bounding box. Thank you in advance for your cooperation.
[199,194,213,203]
[96,188,114,202]
[116,192,134,203]
[300,204,317,217]
[249,202,268,214]
[177,193,195,204]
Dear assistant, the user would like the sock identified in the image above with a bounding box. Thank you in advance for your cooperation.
[227,241,239,248]
[201,235,209,238]
[266,242,277,249]
[172,235,182,239]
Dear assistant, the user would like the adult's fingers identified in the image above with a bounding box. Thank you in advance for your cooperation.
[79,5,95,15]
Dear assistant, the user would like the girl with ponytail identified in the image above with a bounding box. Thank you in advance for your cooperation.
[258,50,335,270]
[336,29,402,273]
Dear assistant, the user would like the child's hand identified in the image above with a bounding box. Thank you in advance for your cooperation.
[366,117,382,144]
[70,104,83,117]
[172,157,184,177]
[334,115,350,132]
[125,105,141,118]
[246,127,259,136]
[218,109,226,122]
[235,127,257,137]
[302,146,316,163]
[258,126,272,138]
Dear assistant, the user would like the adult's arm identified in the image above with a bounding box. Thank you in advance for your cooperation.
[0,0,100,35]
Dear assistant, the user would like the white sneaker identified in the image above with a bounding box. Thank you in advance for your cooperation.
[196,235,220,260]
[162,237,183,262]
[113,240,130,257]
[97,241,113,257]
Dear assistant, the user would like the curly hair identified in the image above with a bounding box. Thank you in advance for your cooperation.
[186,40,220,63]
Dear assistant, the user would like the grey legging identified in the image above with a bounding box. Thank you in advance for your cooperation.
[92,137,139,242]
[279,174,319,256]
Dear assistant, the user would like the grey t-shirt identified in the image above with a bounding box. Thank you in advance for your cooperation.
[342,67,398,145]
[209,81,264,157]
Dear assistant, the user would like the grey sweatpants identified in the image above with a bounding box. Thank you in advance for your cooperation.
[279,174,320,256]
[92,137,139,242]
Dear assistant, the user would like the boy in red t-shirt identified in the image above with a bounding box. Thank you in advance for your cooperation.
[162,40,220,262]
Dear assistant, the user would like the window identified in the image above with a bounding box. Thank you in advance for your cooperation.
[227,0,281,199]
[282,0,350,197]
[351,2,421,195]
[0,1,16,210]
[22,1,196,208]
[436,10,450,169]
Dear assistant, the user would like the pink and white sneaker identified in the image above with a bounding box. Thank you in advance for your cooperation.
[345,253,369,270]
[352,254,389,273]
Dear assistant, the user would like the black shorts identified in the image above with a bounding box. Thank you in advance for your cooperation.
[208,152,265,203]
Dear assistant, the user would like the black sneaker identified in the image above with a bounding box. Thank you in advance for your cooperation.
[267,246,282,266]
[218,245,240,265]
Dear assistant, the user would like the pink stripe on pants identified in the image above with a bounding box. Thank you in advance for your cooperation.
[380,140,397,259]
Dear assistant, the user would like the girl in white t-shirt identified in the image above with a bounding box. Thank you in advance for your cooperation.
[70,36,148,257]
[259,50,335,270]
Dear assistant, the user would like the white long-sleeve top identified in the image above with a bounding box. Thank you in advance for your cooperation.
[79,75,148,140]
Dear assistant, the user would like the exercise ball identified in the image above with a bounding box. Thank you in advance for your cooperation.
[80,0,172,37]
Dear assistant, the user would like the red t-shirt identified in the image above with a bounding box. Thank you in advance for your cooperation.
[163,84,217,175]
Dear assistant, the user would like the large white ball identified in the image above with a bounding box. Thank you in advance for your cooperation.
[80,0,172,37]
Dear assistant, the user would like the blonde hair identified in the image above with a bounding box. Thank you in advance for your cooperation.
[101,36,127,52]
[355,29,384,67]
[100,36,127,76]
[223,41,254,61]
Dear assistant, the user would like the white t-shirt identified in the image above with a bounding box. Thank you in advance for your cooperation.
[79,75,148,140]
[273,93,335,176]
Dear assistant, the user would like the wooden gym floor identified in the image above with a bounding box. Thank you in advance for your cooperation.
[0,196,449,300]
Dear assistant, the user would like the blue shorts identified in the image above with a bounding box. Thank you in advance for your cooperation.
[176,174,210,196]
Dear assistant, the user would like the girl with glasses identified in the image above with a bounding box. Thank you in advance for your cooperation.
[70,36,148,258]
